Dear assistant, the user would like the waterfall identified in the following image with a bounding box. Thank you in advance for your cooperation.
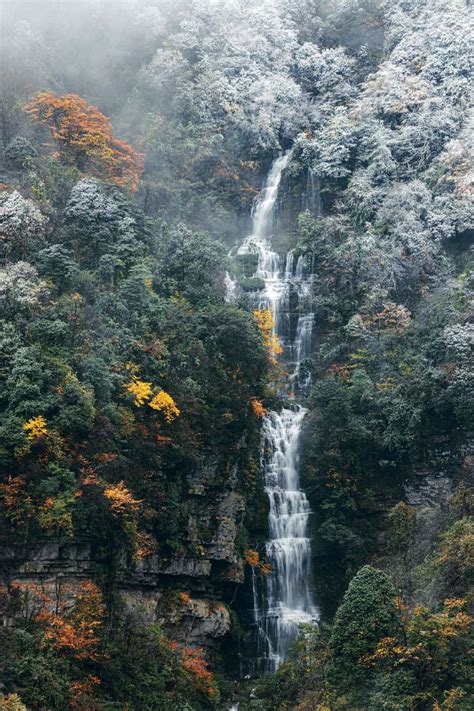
[233,152,318,672]
[261,407,318,669]
[306,167,322,217]
[225,270,238,302]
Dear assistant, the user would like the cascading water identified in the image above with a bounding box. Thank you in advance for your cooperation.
[305,167,322,217]
[231,152,318,672]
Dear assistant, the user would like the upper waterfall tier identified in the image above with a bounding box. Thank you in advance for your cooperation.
[247,152,292,243]
[231,151,315,396]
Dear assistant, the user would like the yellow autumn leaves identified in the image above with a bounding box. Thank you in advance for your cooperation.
[253,307,282,365]
[125,376,180,423]
[148,390,180,421]
[248,307,282,418]
[23,416,48,439]
[126,378,153,406]
[21,311,270,440]
[103,481,141,516]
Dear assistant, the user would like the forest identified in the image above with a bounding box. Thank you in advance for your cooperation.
[0,1,472,709]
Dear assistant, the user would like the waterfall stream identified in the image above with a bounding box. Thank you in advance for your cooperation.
[231,153,318,672]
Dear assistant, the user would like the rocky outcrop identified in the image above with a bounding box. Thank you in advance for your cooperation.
[121,589,231,646]
[0,460,248,650]
[405,438,473,549]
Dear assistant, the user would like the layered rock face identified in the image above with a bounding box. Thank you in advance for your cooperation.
[0,460,248,650]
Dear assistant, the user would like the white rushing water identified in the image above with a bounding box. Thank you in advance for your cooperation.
[233,152,318,671]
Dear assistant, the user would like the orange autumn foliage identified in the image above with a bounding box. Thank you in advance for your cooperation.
[69,675,101,711]
[328,363,351,381]
[0,694,27,710]
[250,397,267,417]
[244,548,271,576]
[244,548,260,567]
[134,531,157,560]
[0,476,32,525]
[180,646,216,697]
[35,581,105,661]
[370,302,412,334]
[103,481,142,516]
[362,598,472,669]
[94,452,118,464]
[25,92,143,190]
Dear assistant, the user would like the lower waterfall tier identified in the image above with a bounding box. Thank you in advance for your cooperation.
[256,407,318,670]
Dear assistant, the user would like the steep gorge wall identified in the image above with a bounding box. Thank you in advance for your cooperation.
[1,454,255,649]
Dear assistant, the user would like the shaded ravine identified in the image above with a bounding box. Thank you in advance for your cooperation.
[229,153,318,672]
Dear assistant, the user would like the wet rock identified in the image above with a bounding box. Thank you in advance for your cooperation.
[120,589,231,647]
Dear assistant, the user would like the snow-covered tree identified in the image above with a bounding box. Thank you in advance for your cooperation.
[0,191,47,259]
[65,179,119,224]
[0,261,49,311]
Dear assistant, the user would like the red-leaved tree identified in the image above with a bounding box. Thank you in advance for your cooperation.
[25,92,143,190]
